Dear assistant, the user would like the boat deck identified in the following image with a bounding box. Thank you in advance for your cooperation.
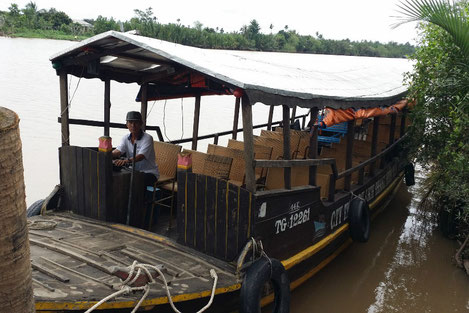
[28,213,239,309]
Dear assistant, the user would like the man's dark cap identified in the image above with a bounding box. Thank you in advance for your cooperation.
[126,111,142,121]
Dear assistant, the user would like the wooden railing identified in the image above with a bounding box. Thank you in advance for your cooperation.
[252,133,407,201]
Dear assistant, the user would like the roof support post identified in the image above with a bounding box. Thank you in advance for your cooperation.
[290,106,297,125]
[308,108,319,186]
[59,72,70,146]
[282,105,291,190]
[399,107,407,138]
[267,105,274,130]
[344,120,355,191]
[140,83,148,131]
[370,116,380,177]
[191,94,201,150]
[104,79,111,136]
[389,114,397,145]
[232,97,240,139]
[241,96,255,193]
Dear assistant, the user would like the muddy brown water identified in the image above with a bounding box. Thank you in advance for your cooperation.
[1,37,468,312]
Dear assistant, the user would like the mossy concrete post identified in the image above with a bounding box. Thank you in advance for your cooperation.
[0,107,35,312]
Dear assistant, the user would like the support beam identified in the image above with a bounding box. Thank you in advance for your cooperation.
[232,97,240,139]
[370,116,380,176]
[59,72,70,146]
[282,105,291,189]
[290,106,297,124]
[389,114,397,144]
[104,79,111,136]
[399,108,407,137]
[308,108,319,186]
[241,96,256,193]
[267,105,274,130]
[344,120,355,191]
[140,83,148,131]
[191,94,201,150]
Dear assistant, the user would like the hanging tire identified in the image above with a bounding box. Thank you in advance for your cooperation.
[27,199,44,217]
[404,163,415,186]
[349,198,370,243]
[240,257,290,313]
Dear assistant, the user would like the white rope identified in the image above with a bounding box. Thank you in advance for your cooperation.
[84,261,218,313]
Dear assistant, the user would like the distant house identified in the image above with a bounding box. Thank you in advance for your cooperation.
[72,19,93,35]
[72,19,93,29]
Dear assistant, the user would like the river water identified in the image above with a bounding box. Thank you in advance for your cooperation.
[1,37,468,312]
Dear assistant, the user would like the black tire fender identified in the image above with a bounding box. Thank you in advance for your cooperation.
[404,163,415,186]
[349,198,370,243]
[240,257,290,313]
[27,199,44,217]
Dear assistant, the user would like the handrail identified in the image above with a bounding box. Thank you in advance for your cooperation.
[254,158,338,177]
[169,113,309,145]
[336,133,408,179]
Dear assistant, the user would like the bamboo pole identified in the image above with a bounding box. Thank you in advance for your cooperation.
[0,107,36,312]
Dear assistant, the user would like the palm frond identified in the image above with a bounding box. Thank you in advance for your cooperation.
[393,0,469,58]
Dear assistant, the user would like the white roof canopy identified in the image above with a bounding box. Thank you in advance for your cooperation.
[50,31,412,109]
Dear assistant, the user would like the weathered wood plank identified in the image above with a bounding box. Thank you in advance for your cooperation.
[282,105,291,189]
[195,174,206,252]
[191,94,201,150]
[104,79,111,136]
[205,175,217,256]
[254,158,336,168]
[216,179,227,258]
[59,72,70,146]
[226,183,239,260]
[232,97,240,139]
[241,96,256,192]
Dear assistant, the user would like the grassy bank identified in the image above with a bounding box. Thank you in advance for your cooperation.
[1,28,89,41]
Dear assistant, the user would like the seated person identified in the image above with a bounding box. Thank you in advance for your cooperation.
[112,111,159,188]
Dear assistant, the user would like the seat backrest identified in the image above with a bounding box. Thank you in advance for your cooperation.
[203,154,233,180]
[182,149,207,174]
[227,139,273,160]
[253,136,283,160]
[207,144,245,182]
[154,141,182,178]
[260,129,300,158]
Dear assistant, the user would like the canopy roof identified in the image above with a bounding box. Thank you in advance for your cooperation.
[50,31,412,109]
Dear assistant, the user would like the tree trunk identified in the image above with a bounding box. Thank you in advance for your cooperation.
[0,107,35,312]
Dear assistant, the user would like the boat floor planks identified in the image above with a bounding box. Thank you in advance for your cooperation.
[28,213,238,304]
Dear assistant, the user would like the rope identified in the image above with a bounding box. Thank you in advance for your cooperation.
[84,261,218,313]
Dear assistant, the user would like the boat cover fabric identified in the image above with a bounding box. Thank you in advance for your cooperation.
[50,31,413,109]
[321,100,409,127]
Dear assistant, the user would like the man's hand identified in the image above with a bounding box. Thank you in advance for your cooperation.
[113,159,130,167]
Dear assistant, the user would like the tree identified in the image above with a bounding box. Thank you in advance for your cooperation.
[396,0,469,236]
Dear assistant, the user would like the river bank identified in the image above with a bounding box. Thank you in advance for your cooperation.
[0,28,87,40]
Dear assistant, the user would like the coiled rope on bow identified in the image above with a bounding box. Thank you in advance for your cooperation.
[85,261,218,313]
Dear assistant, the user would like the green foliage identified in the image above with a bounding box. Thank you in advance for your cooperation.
[403,0,469,230]
[0,3,415,58]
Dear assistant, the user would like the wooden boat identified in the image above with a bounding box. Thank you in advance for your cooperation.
[31,31,413,312]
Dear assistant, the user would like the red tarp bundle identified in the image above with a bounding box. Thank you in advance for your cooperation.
[321,100,409,127]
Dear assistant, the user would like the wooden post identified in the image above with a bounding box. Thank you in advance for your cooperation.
[59,72,70,146]
[140,83,148,131]
[399,107,407,137]
[370,116,380,177]
[308,108,319,186]
[191,94,201,150]
[290,106,297,124]
[232,97,240,139]
[104,79,111,136]
[344,120,355,191]
[241,96,256,193]
[389,114,397,145]
[267,105,274,130]
[282,105,291,189]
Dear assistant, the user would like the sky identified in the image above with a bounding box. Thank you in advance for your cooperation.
[0,0,418,44]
